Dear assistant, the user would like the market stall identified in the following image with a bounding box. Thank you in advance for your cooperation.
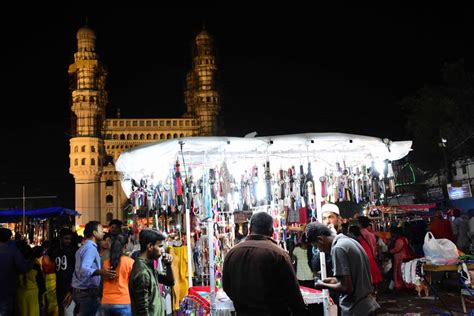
[116,132,412,315]
[0,207,80,244]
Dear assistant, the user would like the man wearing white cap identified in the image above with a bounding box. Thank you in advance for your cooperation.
[322,203,341,234]
[311,203,342,307]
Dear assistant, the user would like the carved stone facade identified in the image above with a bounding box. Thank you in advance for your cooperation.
[69,26,220,225]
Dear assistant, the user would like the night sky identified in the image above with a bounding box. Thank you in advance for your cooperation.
[0,3,471,208]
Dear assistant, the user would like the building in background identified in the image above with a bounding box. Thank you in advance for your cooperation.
[68,26,221,224]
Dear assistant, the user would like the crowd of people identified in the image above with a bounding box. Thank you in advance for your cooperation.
[222,205,472,316]
[1,206,471,316]
[0,220,174,316]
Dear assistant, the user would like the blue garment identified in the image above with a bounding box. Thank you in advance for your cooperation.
[71,239,101,289]
[0,242,29,298]
[101,304,132,316]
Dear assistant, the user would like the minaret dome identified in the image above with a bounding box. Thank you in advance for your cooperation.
[195,30,212,45]
[77,26,96,51]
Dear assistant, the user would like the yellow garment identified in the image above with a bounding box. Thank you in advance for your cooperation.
[39,256,59,316]
[44,273,58,316]
[16,269,40,316]
[170,245,189,311]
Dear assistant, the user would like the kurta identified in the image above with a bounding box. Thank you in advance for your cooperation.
[389,236,412,290]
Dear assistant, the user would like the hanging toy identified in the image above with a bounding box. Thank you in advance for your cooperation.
[264,160,272,205]
[387,161,396,195]
[355,167,362,203]
[251,166,258,207]
[305,162,316,219]
[174,160,184,208]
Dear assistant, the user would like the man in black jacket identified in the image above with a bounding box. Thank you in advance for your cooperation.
[223,212,306,316]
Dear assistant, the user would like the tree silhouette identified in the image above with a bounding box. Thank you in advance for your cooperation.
[402,60,474,174]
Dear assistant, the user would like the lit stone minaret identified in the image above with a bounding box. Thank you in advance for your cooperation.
[184,29,220,135]
[68,26,108,224]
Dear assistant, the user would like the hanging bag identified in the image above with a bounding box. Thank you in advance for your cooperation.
[422,232,458,261]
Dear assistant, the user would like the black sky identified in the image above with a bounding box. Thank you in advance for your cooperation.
[0,3,471,208]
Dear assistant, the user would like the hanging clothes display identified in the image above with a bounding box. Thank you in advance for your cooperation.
[116,133,412,312]
[170,244,190,311]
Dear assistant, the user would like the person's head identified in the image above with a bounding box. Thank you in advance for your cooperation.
[435,210,444,219]
[249,212,273,237]
[110,234,128,270]
[305,222,335,253]
[321,203,340,228]
[84,221,105,243]
[59,228,74,248]
[33,246,44,259]
[358,216,371,229]
[0,228,12,243]
[100,233,111,250]
[348,225,361,237]
[109,219,123,236]
[139,229,167,260]
[391,226,403,238]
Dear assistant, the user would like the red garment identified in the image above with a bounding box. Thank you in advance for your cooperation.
[42,255,56,274]
[361,228,378,258]
[390,236,412,290]
[430,218,454,241]
[358,237,382,286]
[299,207,308,224]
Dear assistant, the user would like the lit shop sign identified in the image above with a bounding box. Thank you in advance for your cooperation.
[447,180,472,200]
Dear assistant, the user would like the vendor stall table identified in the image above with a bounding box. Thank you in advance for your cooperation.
[180,286,334,316]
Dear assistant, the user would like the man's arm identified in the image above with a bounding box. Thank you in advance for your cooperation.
[318,247,353,295]
[157,255,175,287]
[78,246,115,279]
[131,271,151,316]
[315,275,353,294]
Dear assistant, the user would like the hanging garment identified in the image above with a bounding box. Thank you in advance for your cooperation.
[170,245,189,311]
[298,207,308,224]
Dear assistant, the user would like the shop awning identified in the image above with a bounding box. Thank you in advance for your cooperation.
[116,133,412,197]
[0,207,81,223]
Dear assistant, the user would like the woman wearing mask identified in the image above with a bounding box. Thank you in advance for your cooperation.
[101,234,134,315]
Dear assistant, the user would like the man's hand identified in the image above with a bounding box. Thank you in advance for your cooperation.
[315,277,338,290]
[161,253,173,266]
[322,277,338,284]
[314,279,326,290]
[62,291,73,308]
[100,268,117,279]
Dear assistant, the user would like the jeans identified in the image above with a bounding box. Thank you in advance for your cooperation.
[73,288,100,316]
[101,304,132,316]
[0,296,13,316]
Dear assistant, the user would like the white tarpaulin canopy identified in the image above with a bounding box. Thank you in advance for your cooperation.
[116,132,412,196]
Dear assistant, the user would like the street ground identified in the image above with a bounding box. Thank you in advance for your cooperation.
[376,272,473,315]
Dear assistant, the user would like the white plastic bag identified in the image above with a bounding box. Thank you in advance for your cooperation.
[422,232,458,260]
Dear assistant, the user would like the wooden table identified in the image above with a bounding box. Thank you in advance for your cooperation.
[423,263,474,284]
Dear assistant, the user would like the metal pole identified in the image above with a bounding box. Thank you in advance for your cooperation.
[185,206,193,287]
[315,168,330,316]
[208,217,216,315]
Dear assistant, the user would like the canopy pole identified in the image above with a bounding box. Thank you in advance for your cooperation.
[315,169,330,316]
[185,206,193,287]
[208,214,216,315]
[179,141,194,288]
